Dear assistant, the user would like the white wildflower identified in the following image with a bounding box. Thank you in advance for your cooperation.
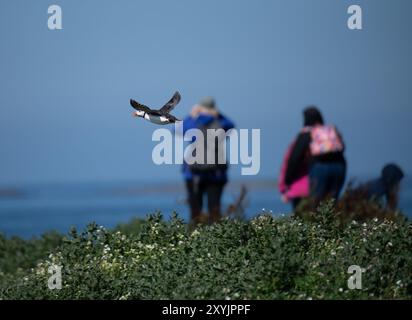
[191,230,201,237]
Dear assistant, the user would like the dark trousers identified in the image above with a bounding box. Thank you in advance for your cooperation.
[185,179,226,224]
[309,162,346,203]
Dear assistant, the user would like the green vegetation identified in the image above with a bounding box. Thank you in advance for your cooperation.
[0,202,411,300]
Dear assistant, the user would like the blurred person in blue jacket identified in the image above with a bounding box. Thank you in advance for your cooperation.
[182,97,235,225]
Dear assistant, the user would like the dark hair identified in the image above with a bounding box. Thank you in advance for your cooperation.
[303,106,324,127]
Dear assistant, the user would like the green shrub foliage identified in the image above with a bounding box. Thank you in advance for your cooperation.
[1,204,411,300]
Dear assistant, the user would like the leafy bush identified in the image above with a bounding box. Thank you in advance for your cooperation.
[0,232,63,286]
[0,204,411,300]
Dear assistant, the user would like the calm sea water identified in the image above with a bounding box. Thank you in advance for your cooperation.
[0,178,411,238]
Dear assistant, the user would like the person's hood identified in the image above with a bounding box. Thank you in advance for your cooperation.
[198,96,216,110]
[381,163,404,189]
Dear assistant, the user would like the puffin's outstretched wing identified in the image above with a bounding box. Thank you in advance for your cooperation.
[159,91,181,114]
[130,99,152,113]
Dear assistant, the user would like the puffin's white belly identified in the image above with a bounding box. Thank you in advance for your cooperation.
[144,114,169,125]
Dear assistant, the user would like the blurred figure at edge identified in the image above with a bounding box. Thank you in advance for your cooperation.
[359,164,404,210]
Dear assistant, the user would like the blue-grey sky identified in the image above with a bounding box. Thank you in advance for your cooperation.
[0,0,411,185]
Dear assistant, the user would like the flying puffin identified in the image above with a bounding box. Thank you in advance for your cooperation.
[130,91,181,125]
